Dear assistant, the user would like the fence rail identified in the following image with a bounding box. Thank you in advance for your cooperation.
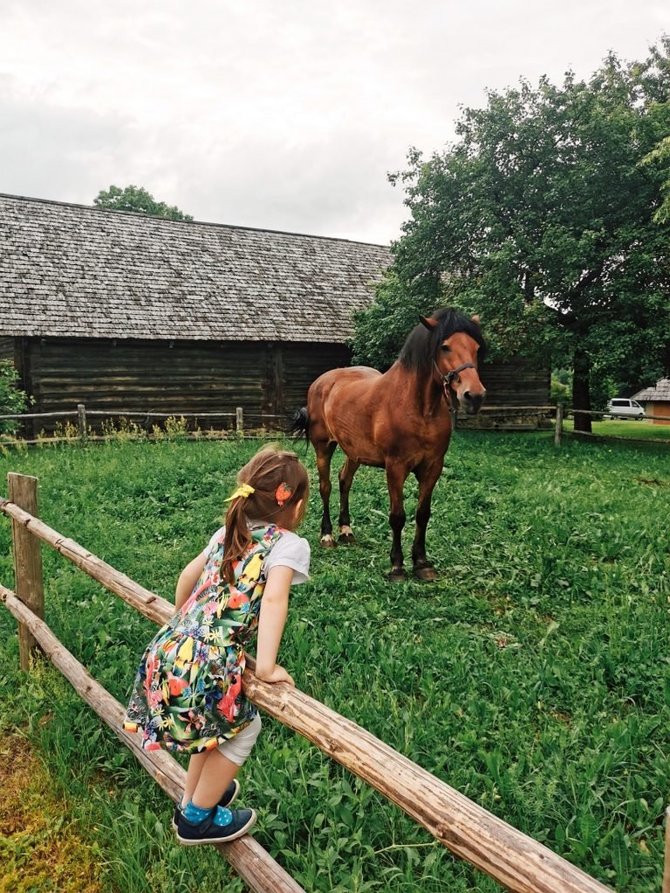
[0,403,291,443]
[0,475,629,893]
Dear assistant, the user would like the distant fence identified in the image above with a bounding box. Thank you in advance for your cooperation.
[0,473,632,893]
[0,404,287,444]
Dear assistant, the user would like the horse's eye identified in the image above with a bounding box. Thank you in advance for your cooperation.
[440,344,451,352]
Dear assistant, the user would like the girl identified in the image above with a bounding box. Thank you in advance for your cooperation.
[123,445,310,845]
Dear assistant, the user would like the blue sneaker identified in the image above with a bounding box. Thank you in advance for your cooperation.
[176,805,257,845]
[172,779,240,830]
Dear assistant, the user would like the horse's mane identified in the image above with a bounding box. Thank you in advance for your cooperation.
[398,308,486,375]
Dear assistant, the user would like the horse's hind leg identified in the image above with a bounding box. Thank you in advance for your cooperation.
[338,457,360,544]
[315,441,337,547]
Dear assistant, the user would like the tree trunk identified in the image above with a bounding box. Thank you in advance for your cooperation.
[572,345,592,433]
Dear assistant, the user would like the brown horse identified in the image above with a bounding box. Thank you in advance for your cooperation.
[293,309,486,581]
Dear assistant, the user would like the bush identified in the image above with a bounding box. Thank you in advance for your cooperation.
[0,361,28,434]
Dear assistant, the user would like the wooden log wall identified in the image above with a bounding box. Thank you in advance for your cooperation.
[23,337,350,432]
[478,359,550,407]
[14,336,551,433]
[0,337,15,362]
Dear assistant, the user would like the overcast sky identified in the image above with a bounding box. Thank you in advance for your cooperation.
[1,1,668,244]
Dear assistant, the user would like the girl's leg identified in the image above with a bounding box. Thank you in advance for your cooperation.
[191,749,240,810]
[182,752,209,807]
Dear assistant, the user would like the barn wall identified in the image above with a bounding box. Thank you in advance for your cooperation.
[478,359,550,406]
[21,338,549,432]
[0,337,15,362]
[24,337,350,431]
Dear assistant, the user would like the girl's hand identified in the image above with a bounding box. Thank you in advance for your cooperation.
[259,664,295,686]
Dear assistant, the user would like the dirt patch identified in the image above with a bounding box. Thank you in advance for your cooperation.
[0,735,107,893]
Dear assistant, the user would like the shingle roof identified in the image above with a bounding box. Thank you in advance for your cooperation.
[0,194,391,343]
[633,378,670,401]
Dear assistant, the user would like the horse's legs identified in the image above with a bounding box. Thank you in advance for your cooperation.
[338,457,360,544]
[315,441,337,547]
[386,460,409,581]
[411,463,443,581]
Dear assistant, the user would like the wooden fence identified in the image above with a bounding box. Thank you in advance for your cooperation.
[0,404,285,443]
[1,473,668,892]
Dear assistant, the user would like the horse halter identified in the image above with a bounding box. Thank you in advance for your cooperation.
[433,361,476,401]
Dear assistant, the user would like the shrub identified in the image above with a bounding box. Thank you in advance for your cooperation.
[0,361,28,435]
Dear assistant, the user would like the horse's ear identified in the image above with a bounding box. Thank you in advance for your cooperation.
[471,314,481,325]
[419,315,437,331]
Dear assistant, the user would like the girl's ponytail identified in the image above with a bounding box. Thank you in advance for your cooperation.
[221,488,253,585]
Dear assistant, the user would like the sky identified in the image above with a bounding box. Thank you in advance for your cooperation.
[1,1,668,245]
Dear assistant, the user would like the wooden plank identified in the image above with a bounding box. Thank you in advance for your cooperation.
[0,584,305,893]
[7,474,44,669]
[0,497,615,893]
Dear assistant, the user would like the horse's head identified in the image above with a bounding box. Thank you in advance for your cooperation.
[420,311,487,415]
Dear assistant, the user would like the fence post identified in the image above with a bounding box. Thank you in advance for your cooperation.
[7,473,44,670]
[554,403,564,446]
[663,806,670,893]
[236,406,244,436]
[77,403,87,443]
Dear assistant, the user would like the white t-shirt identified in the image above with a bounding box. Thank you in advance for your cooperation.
[203,526,311,585]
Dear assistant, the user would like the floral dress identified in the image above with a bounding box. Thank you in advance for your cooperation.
[123,524,286,754]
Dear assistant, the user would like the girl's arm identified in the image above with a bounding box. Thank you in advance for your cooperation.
[255,565,295,685]
[175,553,207,610]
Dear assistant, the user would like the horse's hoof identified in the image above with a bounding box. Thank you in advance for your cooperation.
[413,565,438,582]
[386,568,407,583]
[320,535,337,548]
[338,532,355,545]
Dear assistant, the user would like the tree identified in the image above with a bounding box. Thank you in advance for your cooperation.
[93,185,193,221]
[361,40,670,431]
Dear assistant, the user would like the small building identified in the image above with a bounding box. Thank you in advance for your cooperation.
[633,378,670,425]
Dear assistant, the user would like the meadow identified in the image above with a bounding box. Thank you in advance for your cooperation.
[0,431,668,893]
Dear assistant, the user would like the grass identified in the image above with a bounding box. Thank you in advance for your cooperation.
[564,418,670,442]
[0,432,668,892]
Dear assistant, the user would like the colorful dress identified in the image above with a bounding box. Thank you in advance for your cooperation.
[123,524,286,753]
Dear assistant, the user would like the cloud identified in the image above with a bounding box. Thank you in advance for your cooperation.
[1,0,668,242]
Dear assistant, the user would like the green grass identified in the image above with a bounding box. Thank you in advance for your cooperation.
[0,432,668,892]
[564,418,670,441]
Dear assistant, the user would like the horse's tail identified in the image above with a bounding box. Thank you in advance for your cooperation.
[290,406,310,441]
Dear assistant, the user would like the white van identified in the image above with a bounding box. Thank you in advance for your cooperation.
[607,398,645,419]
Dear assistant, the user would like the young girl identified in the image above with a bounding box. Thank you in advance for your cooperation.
[123,445,310,845]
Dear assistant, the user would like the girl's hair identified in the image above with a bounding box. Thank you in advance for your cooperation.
[221,445,309,585]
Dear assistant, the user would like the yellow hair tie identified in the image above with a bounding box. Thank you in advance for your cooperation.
[226,482,255,502]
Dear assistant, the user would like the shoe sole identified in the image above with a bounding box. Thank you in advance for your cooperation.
[171,779,240,831]
[176,809,257,845]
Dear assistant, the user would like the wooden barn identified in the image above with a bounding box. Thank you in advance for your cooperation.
[0,194,390,431]
[0,193,549,432]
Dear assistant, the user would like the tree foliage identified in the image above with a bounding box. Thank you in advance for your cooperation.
[93,185,193,221]
[356,39,670,429]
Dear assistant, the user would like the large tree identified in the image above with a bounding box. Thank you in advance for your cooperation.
[355,40,670,431]
[94,185,193,221]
